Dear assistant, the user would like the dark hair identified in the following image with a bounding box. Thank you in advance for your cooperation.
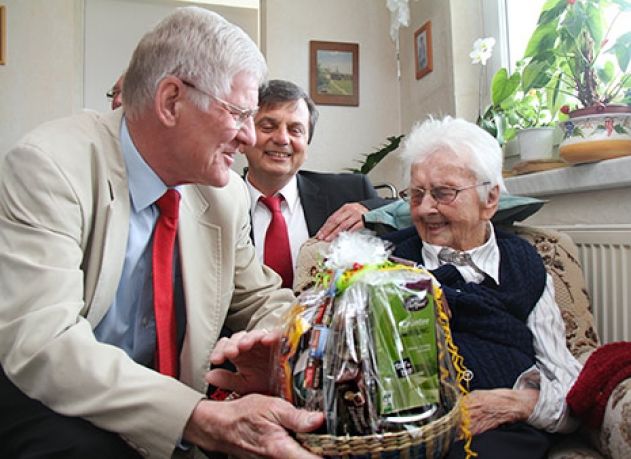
[258,79,319,144]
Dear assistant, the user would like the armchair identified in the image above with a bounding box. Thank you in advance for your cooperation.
[293,225,631,459]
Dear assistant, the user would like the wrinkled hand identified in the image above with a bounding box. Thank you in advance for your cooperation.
[183,394,324,458]
[315,203,369,242]
[465,388,539,435]
[207,329,280,395]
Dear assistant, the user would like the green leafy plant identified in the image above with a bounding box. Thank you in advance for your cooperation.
[347,135,404,174]
[476,0,630,144]
[478,62,563,145]
[522,0,631,110]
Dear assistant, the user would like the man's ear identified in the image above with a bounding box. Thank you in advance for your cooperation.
[481,184,501,220]
[154,76,185,127]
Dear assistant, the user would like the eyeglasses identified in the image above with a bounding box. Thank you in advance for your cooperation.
[181,80,258,130]
[399,181,491,205]
[106,88,121,100]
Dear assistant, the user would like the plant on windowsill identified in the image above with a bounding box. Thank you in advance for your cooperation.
[474,41,564,163]
[522,0,631,163]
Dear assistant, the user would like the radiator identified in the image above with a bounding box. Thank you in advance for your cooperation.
[557,227,631,344]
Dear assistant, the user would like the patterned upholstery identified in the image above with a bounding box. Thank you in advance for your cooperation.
[507,226,599,363]
[293,226,631,459]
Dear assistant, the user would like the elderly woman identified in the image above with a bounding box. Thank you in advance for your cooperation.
[384,117,581,458]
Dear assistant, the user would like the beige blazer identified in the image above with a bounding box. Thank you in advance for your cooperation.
[0,110,293,458]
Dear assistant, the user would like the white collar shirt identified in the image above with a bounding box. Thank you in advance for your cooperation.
[421,223,500,284]
[245,174,309,272]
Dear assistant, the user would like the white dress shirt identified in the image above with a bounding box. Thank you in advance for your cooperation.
[245,175,310,273]
[422,224,582,433]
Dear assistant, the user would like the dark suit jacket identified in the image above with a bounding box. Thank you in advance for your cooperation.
[297,170,388,236]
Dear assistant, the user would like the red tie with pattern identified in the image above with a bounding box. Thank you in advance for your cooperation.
[259,194,293,289]
[152,189,180,377]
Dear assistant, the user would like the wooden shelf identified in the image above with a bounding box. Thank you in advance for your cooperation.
[512,160,568,175]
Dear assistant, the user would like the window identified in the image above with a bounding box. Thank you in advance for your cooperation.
[504,0,546,72]
[485,0,631,75]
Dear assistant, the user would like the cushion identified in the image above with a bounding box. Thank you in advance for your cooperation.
[509,225,599,363]
[363,193,545,234]
[599,378,631,459]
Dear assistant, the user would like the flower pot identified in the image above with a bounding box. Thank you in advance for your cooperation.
[559,106,631,164]
[516,127,559,162]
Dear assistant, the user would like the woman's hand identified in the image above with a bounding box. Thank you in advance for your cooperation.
[465,388,539,435]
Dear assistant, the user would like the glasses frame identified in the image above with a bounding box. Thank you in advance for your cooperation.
[105,89,120,100]
[399,181,491,205]
[180,80,258,130]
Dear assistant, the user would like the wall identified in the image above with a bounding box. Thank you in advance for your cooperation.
[369,0,455,189]
[369,0,482,190]
[84,0,258,113]
[0,0,478,189]
[0,0,84,156]
[235,0,402,181]
[450,0,484,122]
[0,0,257,156]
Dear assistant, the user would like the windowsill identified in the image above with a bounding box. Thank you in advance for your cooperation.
[505,155,631,197]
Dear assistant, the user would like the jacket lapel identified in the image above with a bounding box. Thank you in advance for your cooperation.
[297,172,329,237]
[176,185,222,391]
[85,112,130,327]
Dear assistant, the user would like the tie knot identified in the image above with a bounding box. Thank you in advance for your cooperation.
[260,194,283,213]
[438,247,472,266]
[156,189,181,220]
[437,247,486,279]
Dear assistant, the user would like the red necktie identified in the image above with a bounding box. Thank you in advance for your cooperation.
[260,195,293,289]
[152,189,180,377]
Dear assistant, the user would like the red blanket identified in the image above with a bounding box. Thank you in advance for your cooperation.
[566,341,631,428]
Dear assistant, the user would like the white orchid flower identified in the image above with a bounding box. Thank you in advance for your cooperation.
[470,37,496,65]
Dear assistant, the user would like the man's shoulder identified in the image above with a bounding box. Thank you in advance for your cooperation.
[9,110,122,169]
[298,169,368,184]
[16,110,119,148]
[297,170,372,194]
[188,170,249,212]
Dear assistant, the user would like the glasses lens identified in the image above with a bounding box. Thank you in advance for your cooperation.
[432,187,456,204]
[232,112,247,130]
[402,188,426,204]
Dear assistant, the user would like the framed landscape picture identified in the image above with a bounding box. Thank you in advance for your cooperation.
[309,41,359,106]
[414,21,433,80]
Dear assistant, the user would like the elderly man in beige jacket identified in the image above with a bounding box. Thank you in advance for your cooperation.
[0,7,322,459]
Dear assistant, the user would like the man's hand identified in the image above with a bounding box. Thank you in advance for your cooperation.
[206,329,280,395]
[465,388,539,435]
[183,395,324,458]
[316,203,369,242]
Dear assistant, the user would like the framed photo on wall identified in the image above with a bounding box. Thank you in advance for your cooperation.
[414,20,433,80]
[309,41,359,106]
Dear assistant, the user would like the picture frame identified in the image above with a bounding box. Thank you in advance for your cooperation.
[0,6,6,65]
[309,40,359,106]
[414,20,433,80]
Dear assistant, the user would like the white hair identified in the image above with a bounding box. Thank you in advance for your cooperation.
[399,116,506,200]
[123,6,267,120]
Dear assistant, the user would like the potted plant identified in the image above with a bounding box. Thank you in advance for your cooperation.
[522,0,631,163]
[474,41,564,163]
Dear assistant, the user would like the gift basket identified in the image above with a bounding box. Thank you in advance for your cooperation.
[274,232,474,459]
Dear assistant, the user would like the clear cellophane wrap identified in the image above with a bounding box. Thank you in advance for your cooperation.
[273,233,474,458]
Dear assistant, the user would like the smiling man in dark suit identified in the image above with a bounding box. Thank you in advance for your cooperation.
[241,79,387,285]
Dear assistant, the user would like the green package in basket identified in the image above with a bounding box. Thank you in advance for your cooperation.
[370,278,439,416]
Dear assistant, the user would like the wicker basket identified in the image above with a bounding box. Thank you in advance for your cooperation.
[297,384,462,459]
